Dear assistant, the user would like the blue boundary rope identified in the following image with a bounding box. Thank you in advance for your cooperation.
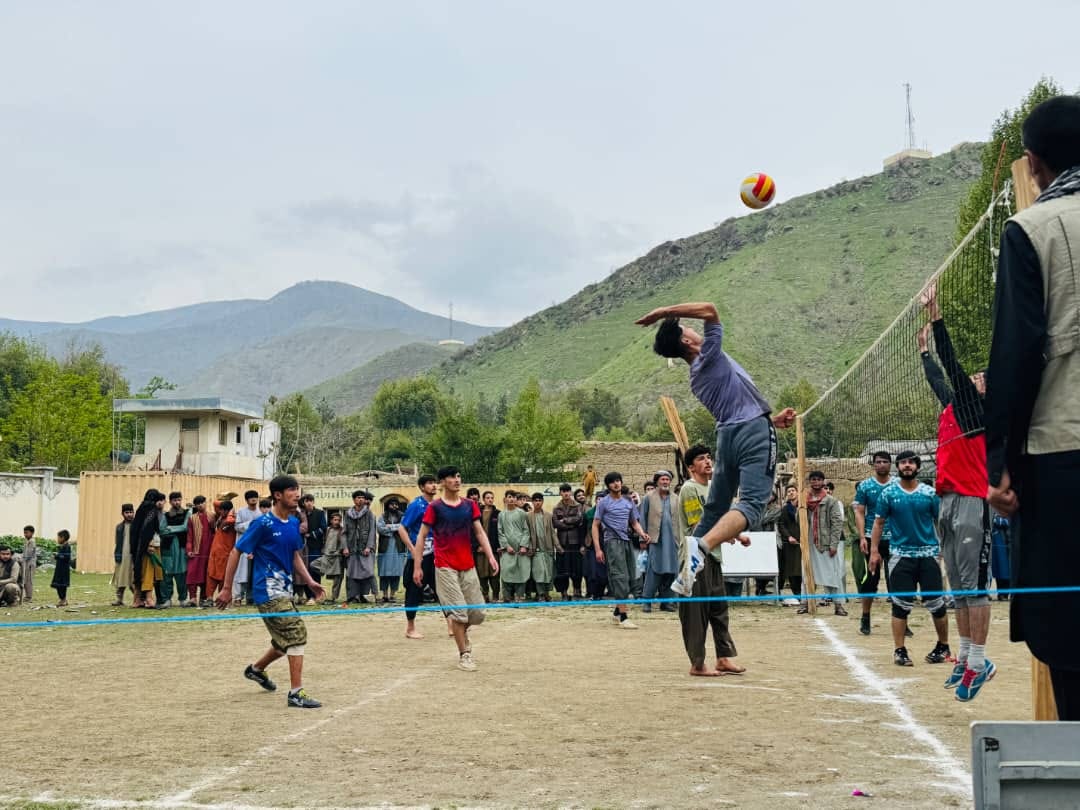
[2,585,1077,630]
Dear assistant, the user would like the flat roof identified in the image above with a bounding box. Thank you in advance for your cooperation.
[112,397,264,419]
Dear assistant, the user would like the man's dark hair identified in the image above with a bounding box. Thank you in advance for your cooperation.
[258,498,272,509]
[1023,95,1080,174]
[417,474,436,487]
[352,490,366,500]
[269,475,299,497]
[531,492,544,502]
[121,503,134,512]
[302,493,315,503]
[653,317,688,359]
[482,490,495,499]
[466,487,481,499]
[872,450,892,463]
[809,470,826,480]
[57,529,70,541]
[505,489,517,499]
[23,525,35,534]
[220,500,234,512]
[559,483,572,492]
[0,545,10,553]
[244,489,259,500]
[193,495,207,505]
[437,465,459,481]
[825,482,835,492]
[685,443,711,467]
[603,471,623,488]
[168,491,182,500]
[573,488,585,497]
[895,450,921,468]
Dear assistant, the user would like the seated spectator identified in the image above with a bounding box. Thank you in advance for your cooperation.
[0,545,22,606]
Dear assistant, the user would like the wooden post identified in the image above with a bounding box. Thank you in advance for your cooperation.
[660,396,691,481]
[795,415,816,614]
[1010,155,1057,722]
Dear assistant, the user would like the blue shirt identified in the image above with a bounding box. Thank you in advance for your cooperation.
[853,476,896,540]
[874,481,940,558]
[689,322,771,427]
[236,512,304,605]
[595,495,641,543]
[401,495,433,555]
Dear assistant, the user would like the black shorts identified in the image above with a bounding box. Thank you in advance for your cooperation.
[857,539,891,595]
[888,555,945,615]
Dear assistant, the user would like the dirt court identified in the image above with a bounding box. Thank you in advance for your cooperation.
[1,597,1032,810]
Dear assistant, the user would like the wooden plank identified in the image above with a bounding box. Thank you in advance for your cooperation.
[795,415,816,614]
[1010,154,1057,722]
[659,396,690,454]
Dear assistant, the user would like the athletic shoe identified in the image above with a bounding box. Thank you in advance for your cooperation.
[859,615,871,635]
[925,643,951,664]
[244,664,277,692]
[458,651,477,672]
[796,605,809,615]
[287,688,322,708]
[618,619,639,629]
[956,660,996,702]
[610,614,622,626]
[894,647,914,667]
[943,662,966,689]
[834,604,848,617]
[783,598,800,607]
[671,541,706,596]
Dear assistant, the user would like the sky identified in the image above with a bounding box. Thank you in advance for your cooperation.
[2,1,1079,328]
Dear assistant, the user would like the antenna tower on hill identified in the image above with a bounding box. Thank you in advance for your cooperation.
[904,82,917,150]
[439,300,465,347]
[883,83,932,168]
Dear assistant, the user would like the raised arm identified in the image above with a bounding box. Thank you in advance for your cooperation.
[635,302,719,326]
[918,322,952,408]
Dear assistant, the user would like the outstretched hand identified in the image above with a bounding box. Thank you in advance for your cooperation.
[772,407,796,429]
[918,281,941,320]
[635,308,666,326]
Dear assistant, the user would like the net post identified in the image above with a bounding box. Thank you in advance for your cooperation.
[795,414,816,614]
[1011,155,1058,722]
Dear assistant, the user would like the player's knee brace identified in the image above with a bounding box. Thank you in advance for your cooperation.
[930,605,948,620]
[891,602,911,620]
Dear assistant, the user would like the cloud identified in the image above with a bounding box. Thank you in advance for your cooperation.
[266,165,645,323]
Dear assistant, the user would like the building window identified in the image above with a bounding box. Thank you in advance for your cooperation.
[236,425,242,444]
[181,418,200,431]
[218,419,228,446]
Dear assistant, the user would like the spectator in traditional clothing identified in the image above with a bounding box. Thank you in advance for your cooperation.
[498,491,531,602]
[527,493,560,601]
[111,506,135,606]
[132,489,166,608]
[641,470,681,612]
[803,471,847,616]
[344,490,377,603]
[376,498,408,602]
[552,483,586,600]
[776,485,803,605]
[475,491,501,602]
[318,512,346,603]
[185,495,213,606]
[51,529,73,607]
[20,525,36,602]
[206,500,237,603]
[233,490,261,605]
[158,491,189,608]
[299,494,327,603]
[0,546,21,606]
[582,465,597,504]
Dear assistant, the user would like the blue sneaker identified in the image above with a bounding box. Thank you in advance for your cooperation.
[955,659,996,702]
[944,662,966,689]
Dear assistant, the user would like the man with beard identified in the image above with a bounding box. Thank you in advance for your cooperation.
[804,472,846,616]
[853,452,896,635]
[870,452,950,669]
[158,491,189,608]
[552,484,586,600]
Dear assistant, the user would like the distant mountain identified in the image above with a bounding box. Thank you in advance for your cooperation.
[302,342,463,415]
[0,281,496,401]
[435,144,984,417]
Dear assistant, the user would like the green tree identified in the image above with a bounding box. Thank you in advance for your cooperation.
[565,386,625,436]
[775,379,833,458]
[59,340,129,398]
[499,379,583,481]
[137,376,177,398]
[419,400,504,482]
[0,361,113,475]
[266,393,323,474]
[0,333,46,423]
[370,377,444,431]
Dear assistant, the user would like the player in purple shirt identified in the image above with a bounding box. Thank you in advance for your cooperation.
[638,302,796,595]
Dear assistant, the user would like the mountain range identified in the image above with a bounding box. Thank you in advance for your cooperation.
[0,281,495,404]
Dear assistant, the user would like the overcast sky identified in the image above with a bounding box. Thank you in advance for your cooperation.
[2,1,1078,327]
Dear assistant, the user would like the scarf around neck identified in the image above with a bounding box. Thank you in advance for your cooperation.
[806,489,827,545]
[1036,164,1080,203]
[347,506,368,520]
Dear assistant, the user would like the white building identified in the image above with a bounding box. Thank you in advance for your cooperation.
[113,397,278,480]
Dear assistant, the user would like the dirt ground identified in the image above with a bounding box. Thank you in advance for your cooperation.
[1,596,1032,810]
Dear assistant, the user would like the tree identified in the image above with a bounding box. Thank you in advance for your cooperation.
[0,333,46,423]
[59,339,129,398]
[0,362,113,476]
[370,377,444,431]
[565,386,625,436]
[419,401,504,482]
[137,376,177,399]
[774,379,832,458]
[266,393,323,474]
[499,379,584,481]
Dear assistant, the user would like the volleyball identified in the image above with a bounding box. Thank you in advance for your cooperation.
[740,172,776,209]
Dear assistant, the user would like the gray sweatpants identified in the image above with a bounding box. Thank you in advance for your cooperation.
[694,415,777,540]
[938,493,991,608]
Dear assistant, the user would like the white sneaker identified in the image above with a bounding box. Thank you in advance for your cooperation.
[782,598,800,607]
[671,540,707,596]
[618,619,639,629]
[457,651,477,671]
[610,614,622,625]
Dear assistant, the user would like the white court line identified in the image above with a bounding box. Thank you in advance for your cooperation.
[814,618,970,796]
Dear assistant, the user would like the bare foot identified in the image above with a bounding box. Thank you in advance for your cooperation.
[405,629,424,639]
[715,658,746,675]
[689,664,724,677]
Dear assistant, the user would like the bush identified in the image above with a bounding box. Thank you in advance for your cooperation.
[0,534,71,566]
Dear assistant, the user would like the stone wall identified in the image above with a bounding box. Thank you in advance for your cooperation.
[574,441,681,493]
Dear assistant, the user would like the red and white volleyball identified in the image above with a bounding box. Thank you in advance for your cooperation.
[740,172,776,209]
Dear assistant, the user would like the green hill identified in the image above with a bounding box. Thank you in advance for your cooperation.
[302,342,462,415]
[435,144,983,418]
